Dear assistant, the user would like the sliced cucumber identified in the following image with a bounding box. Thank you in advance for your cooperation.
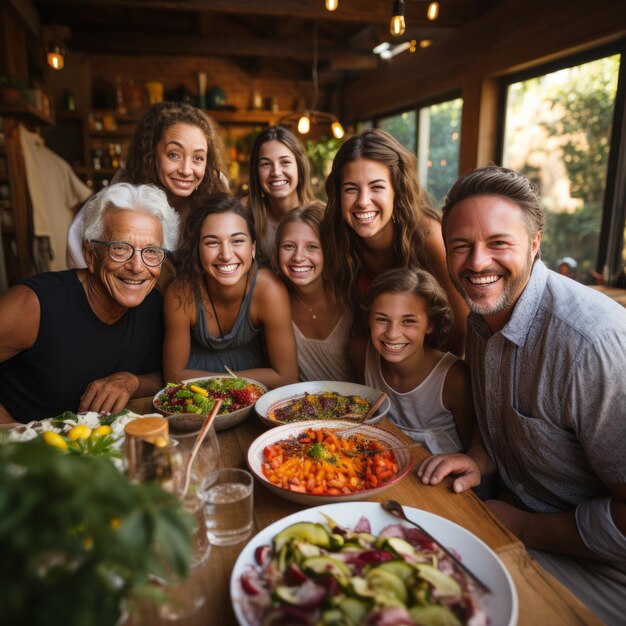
[273,522,331,552]
[302,556,351,579]
[338,597,369,624]
[377,536,419,559]
[408,604,463,626]
[364,568,408,604]
[416,564,461,597]
[367,559,414,581]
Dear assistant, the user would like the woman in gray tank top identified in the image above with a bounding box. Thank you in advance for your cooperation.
[163,192,298,390]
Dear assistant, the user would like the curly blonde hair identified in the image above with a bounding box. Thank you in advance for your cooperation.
[319,128,440,313]
[122,102,228,205]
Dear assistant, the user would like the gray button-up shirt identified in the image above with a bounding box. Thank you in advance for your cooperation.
[468,260,626,561]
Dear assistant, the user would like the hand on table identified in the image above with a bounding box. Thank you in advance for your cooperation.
[78,371,139,414]
[417,453,482,493]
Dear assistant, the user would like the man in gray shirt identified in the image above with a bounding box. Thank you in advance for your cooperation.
[418,165,626,624]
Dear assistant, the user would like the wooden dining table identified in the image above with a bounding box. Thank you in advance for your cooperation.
[125,398,602,626]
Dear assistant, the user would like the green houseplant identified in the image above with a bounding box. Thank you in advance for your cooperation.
[0,438,194,626]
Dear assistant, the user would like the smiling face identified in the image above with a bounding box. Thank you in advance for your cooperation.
[257,140,299,209]
[85,210,163,313]
[278,221,324,289]
[340,158,395,242]
[155,122,208,204]
[445,194,540,331]
[199,211,255,287]
[369,291,433,365]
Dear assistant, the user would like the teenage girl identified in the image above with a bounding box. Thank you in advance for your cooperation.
[163,192,298,389]
[248,125,317,261]
[275,203,356,382]
[350,268,474,454]
[319,128,467,355]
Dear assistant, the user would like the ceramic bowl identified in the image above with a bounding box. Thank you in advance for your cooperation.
[254,380,390,428]
[246,419,413,505]
[153,376,267,432]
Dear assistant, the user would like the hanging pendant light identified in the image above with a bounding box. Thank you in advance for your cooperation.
[427,1,440,21]
[280,22,345,139]
[325,0,339,11]
[46,42,66,70]
[390,0,406,37]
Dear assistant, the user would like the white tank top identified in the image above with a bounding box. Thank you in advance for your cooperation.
[293,310,357,382]
[364,343,462,453]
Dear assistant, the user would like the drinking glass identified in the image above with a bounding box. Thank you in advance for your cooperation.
[201,468,253,546]
[170,423,220,482]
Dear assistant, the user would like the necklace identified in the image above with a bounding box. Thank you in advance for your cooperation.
[204,272,250,338]
[294,293,317,320]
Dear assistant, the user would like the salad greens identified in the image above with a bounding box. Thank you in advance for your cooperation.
[156,377,264,415]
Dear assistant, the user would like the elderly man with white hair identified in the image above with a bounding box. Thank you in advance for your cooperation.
[0,183,180,423]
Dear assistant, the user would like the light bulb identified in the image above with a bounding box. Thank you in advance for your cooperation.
[390,0,406,37]
[47,45,65,70]
[297,114,311,134]
[325,0,338,11]
[331,120,345,139]
[390,15,406,37]
[427,1,439,21]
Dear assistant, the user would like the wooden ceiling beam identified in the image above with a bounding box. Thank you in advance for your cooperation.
[35,0,467,26]
[69,31,376,66]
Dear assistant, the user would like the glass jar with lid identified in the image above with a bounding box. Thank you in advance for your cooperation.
[124,417,177,490]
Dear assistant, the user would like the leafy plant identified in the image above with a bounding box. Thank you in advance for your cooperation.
[304,135,343,200]
[0,438,194,626]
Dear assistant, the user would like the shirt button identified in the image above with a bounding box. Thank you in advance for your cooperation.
[515,482,524,491]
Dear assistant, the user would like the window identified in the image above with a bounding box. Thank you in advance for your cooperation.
[417,98,462,208]
[501,52,621,284]
[378,111,416,153]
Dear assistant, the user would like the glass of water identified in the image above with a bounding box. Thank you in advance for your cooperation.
[201,468,253,546]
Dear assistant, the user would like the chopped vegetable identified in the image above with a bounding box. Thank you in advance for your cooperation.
[156,377,265,415]
[239,516,488,626]
[261,427,399,496]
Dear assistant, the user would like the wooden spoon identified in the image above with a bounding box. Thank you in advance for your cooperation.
[179,398,222,499]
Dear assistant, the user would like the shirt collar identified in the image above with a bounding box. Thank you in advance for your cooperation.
[468,260,548,345]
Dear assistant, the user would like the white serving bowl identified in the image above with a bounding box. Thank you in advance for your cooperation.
[246,419,413,505]
[254,380,390,428]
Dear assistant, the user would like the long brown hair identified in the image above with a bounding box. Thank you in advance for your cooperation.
[123,102,228,206]
[174,192,257,301]
[248,125,316,238]
[320,128,439,313]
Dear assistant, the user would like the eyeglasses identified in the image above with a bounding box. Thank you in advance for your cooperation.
[89,240,168,267]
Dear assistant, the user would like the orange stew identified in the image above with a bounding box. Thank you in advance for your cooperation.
[261,427,399,496]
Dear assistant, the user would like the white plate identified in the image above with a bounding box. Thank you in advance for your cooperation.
[246,419,413,505]
[153,376,267,432]
[230,501,518,626]
[254,380,390,428]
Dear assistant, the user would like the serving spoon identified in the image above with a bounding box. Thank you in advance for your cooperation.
[179,399,222,499]
[381,499,491,593]
[335,391,388,437]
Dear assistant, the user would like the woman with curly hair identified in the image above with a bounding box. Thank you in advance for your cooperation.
[163,192,298,389]
[67,101,228,268]
[319,128,467,355]
[247,125,317,261]
[349,268,474,453]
